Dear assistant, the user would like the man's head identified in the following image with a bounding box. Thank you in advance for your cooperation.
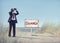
[11,8,14,12]
[12,8,17,14]
[14,8,17,10]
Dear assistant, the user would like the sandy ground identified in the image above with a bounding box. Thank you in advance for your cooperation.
[0,29,60,43]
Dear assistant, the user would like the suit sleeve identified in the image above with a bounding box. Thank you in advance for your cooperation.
[15,11,19,15]
[9,12,12,16]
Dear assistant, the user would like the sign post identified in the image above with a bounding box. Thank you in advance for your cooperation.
[24,19,39,36]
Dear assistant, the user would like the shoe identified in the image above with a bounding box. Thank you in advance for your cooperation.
[13,36,16,37]
[8,35,11,37]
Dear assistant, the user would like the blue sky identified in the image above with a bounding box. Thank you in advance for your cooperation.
[0,0,60,27]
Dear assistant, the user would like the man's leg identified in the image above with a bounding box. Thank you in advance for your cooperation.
[8,23,12,37]
[13,23,16,37]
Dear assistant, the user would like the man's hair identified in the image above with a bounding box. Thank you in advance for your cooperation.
[11,8,14,11]
[14,8,17,10]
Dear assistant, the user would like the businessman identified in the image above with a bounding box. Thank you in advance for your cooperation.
[8,8,19,37]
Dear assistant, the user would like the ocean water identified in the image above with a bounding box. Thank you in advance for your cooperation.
[18,27,40,32]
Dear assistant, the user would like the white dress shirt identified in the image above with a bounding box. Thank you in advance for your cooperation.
[12,10,17,20]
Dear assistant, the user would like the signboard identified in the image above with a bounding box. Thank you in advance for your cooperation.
[24,19,39,27]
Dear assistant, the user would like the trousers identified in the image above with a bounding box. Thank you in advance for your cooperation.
[8,22,16,37]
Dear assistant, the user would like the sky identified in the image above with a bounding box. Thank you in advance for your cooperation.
[0,0,60,27]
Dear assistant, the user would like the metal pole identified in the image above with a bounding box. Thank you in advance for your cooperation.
[31,27,32,36]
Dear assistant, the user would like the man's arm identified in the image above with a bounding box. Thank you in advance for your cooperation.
[16,11,19,15]
[9,11,12,15]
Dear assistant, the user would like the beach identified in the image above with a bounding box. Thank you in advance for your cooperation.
[0,28,60,43]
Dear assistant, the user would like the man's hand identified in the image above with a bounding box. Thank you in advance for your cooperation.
[14,8,17,11]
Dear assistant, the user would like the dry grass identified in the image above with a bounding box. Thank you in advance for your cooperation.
[35,22,60,36]
[0,22,60,43]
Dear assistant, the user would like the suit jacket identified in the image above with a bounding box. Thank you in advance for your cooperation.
[8,11,19,23]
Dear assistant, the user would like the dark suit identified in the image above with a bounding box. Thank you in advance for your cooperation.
[8,10,19,37]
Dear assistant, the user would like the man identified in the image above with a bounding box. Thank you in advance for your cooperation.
[8,8,19,37]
